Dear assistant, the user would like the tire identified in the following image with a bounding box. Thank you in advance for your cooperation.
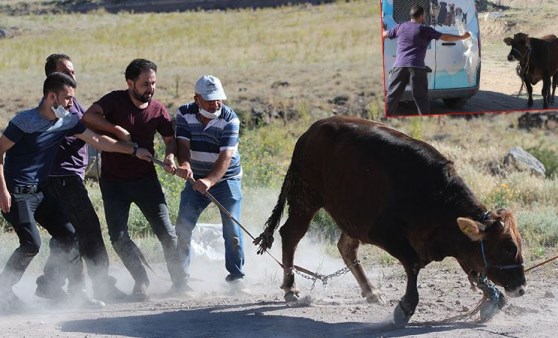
[442,97,468,109]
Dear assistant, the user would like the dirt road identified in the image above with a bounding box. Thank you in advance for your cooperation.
[1,249,557,338]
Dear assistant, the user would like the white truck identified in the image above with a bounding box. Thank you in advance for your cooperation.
[382,0,481,110]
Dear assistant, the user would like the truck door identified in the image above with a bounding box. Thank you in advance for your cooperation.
[431,0,480,91]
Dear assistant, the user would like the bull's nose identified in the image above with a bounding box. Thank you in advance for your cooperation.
[507,55,514,61]
[518,288,525,296]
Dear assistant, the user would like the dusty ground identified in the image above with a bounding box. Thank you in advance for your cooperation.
[1,238,557,338]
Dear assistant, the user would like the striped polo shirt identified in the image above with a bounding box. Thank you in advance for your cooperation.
[176,102,242,181]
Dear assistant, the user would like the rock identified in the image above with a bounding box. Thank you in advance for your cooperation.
[503,146,546,178]
[483,11,505,21]
[518,112,558,130]
[0,28,7,39]
[271,81,289,89]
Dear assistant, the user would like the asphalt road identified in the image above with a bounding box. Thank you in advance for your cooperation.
[387,89,558,118]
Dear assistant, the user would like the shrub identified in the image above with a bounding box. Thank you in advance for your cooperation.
[526,142,558,179]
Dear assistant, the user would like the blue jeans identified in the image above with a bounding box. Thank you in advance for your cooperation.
[100,175,185,286]
[176,179,244,281]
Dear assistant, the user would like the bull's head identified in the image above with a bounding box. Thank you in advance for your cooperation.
[504,33,530,62]
[457,209,526,298]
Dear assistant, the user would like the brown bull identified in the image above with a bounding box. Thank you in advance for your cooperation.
[504,32,558,108]
[255,116,526,327]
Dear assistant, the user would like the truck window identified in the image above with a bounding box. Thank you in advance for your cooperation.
[393,0,431,25]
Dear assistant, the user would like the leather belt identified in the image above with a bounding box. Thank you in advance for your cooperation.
[12,185,39,194]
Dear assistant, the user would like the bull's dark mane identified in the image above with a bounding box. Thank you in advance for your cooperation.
[437,165,486,220]
[356,122,486,224]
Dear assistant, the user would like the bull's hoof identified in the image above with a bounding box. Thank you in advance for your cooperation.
[498,293,507,309]
[393,302,412,328]
[284,290,300,303]
[364,289,385,305]
[479,296,501,323]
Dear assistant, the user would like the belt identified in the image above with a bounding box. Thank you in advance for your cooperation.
[12,185,39,194]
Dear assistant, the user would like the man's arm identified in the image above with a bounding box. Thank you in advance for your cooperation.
[0,135,15,213]
[193,149,233,193]
[175,138,193,180]
[161,135,178,173]
[382,29,389,39]
[76,129,151,161]
[439,31,471,42]
[82,103,131,142]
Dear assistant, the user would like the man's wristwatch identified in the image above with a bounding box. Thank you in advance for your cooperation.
[131,143,138,157]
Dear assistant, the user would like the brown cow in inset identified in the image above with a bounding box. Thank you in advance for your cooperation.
[542,34,558,104]
[255,116,526,327]
[504,32,558,108]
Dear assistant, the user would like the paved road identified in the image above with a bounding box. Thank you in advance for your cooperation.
[388,89,558,118]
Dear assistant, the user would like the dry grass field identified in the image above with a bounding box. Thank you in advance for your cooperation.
[1,0,558,264]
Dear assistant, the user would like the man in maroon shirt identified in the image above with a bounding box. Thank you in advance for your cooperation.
[83,59,186,301]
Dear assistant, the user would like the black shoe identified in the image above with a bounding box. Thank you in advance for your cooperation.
[225,274,244,283]
[35,284,69,302]
[166,282,193,297]
[130,281,149,302]
[93,283,129,303]
[0,288,26,314]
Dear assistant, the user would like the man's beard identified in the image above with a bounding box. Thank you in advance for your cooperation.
[133,88,153,103]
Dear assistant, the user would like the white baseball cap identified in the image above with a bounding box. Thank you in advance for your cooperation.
[195,75,227,101]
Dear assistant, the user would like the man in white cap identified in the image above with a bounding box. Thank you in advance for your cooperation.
[174,75,245,292]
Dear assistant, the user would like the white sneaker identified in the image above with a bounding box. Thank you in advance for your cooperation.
[70,289,106,309]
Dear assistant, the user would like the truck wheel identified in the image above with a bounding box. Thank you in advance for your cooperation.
[443,97,468,109]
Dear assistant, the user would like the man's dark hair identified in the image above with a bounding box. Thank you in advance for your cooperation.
[125,58,157,81]
[45,53,71,76]
[410,4,424,19]
[43,72,77,96]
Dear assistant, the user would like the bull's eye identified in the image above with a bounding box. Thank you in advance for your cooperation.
[503,243,517,258]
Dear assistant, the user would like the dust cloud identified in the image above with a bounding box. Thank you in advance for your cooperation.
[1,186,367,313]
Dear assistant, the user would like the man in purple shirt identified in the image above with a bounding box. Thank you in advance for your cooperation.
[382,4,470,115]
[34,54,128,304]
[0,73,151,312]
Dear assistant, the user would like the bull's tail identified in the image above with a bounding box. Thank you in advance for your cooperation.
[254,127,311,255]
[254,166,292,255]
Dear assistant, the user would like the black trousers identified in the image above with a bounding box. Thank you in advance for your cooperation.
[385,66,430,115]
[100,175,185,286]
[39,176,113,291]
[0,188,80,289]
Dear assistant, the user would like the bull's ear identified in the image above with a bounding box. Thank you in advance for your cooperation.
[457,217,484,241]
[503,37,512,45]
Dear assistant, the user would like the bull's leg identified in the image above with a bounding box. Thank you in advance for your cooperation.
[542,76,550,108]
[393,264,420,328]
[525,80,534,107]
[551,74,557,104]
[378,237,421,328]
[337,233,383,304]
[278,209,317,302]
